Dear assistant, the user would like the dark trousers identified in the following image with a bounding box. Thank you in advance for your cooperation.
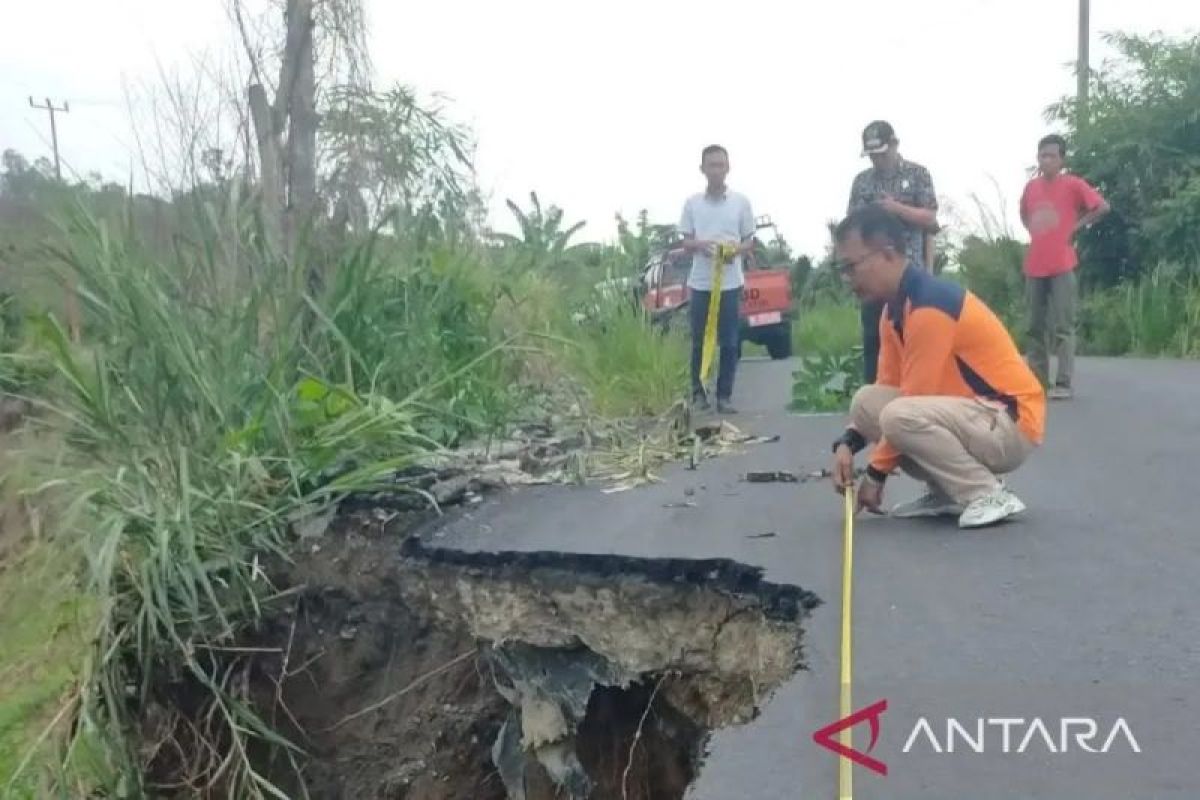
[689,288,740,400]
[861,299,884,384]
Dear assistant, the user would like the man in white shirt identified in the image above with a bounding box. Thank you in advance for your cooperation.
[678,144,756,413]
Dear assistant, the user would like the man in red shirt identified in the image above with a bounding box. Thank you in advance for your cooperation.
[1020,134,1110,400]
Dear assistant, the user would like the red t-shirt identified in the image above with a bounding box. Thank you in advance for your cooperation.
[1020,173,1105,278]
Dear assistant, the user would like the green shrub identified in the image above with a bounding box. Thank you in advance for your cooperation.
[1079,287,1133,355]
[18,193,525,797]
[1,183,712,795]
[1079,263,1200,357]
[0,293,53,397]
[793,303,860,359]
[1119,264,1200,356]
[956,236,1026,332]
[1049,31,1200,288]
[789,348,864,413]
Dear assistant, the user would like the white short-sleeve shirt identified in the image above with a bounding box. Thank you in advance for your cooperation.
[678,190,755,291]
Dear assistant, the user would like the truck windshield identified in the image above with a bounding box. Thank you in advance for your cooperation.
[663,253,689,285]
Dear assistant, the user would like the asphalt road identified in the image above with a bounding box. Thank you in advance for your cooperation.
[437,355,1200,799]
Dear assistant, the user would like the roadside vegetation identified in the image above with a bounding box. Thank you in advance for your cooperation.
[0,152,694,795]
[787,29,1200,409]
[0,12,1197,797]
[945,30,1200,359]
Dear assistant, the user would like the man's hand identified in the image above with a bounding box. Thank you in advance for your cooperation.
[832,444,855,494]
[1074,200,1112,235]
[875,192,938,232]
[875,194,902,215]
[1073,210,1108,236]
[856,475,885,514]
[682,238,716,256]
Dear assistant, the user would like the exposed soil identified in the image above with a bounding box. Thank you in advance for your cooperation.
[572,682,703,798]
[147,499,818,799]
[0,426,38,562]
[0,396,30,434]
[252,510,507,800]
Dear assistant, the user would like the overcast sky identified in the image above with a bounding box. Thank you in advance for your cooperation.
[2,0,1195,258]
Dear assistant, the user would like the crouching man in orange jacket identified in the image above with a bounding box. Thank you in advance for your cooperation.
[829,205,1046,529]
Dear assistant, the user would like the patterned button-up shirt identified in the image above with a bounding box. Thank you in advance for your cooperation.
[847,157,938,270]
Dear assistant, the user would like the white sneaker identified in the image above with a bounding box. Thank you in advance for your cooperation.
[958,487,1026,529]
[891,490,963,519]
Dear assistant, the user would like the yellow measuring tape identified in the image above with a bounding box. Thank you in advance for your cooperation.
[840,486,856,800]
[699,243,739,388]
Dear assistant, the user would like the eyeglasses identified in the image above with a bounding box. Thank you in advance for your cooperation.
[836,248,888,275]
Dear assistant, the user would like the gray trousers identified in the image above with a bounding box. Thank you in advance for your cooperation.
[1026,270,1077,389]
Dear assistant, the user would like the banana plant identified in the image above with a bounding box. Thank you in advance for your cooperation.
[491,191,587,271]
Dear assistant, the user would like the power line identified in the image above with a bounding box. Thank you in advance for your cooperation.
[28,97,70,180]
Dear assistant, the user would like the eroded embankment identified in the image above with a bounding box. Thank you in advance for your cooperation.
[234,510,820,799]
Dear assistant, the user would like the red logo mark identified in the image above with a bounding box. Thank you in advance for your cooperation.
[812,698,889,776]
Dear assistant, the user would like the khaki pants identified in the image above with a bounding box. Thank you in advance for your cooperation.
[850,385,1035,504]
[1027,270,1077,389]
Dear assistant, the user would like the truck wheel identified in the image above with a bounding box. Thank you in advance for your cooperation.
[652,306,682,336]
[765,323,793,359]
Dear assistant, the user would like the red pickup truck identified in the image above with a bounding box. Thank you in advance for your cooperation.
[641,246,794,359]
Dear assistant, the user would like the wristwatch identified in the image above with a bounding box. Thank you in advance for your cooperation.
[831,429,866,454]
[865,465,889,484]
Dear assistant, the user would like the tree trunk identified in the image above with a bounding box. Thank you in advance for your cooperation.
[279,0,318,275]
[239,0,320,271]
[248,82,284,256]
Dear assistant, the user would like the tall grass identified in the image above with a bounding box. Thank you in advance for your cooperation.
[5,192,523,797]
[0,538,94,800]
[0,293,52,397]
[1080,264,1200,356]
[792,303,860,359]
[954,235,1027,338]
[2,179,702,795]
[308,235,522,445]
[559,295,688,418]
[0,424,95,799]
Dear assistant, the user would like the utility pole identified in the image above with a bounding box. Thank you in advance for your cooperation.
[28,96,80,342]
[28,97,69,180]
[1077,0,1090,128]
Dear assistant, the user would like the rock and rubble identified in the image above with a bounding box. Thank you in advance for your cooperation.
[241,506,819,799]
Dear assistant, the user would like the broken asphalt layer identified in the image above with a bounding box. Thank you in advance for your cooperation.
[433,356,1200,799]
[398,537,820,798]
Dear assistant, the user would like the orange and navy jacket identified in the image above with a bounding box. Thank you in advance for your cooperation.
[864,266,1046,476]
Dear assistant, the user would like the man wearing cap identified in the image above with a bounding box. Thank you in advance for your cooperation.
[847,121,940,383]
